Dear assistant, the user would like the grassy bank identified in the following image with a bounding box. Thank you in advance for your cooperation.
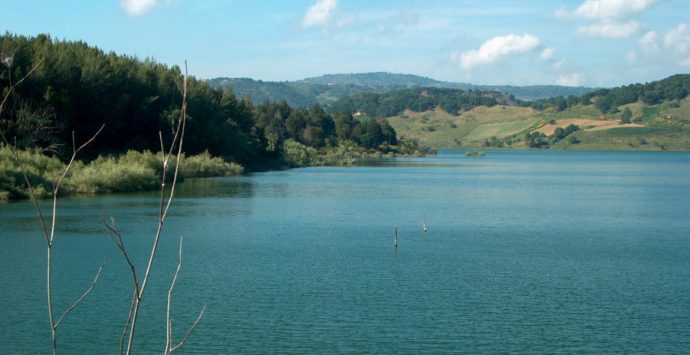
[0,147,243,200]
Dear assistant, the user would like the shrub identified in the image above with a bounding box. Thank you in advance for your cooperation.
[282,139,318,167]
[0,145,66,198]
[67,155,159,193]
[180,151,244,177]
[2,147,245,198]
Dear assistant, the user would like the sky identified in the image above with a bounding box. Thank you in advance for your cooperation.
[1,0,689,87]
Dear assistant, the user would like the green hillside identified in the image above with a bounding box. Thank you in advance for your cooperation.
[380,80,690,151]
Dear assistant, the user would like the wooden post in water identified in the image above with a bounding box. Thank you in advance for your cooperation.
[394,227,398,249]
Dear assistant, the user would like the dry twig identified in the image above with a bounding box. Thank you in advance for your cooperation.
[2,55,106,355]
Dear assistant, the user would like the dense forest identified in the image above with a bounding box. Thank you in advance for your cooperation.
[0,33,408,172]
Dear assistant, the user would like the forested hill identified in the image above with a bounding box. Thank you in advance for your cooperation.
[0,33,410,169]
[331,74,690,119]
[209,73,596,107]
[1,33,260,164]
[528,74,690,112]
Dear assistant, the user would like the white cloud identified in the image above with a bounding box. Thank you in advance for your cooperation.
[636,24,690,67]
[664,23,690,55]
[301,0,337,29]
[556,73,583,86]
[639,31,659,52]
[540,47,555,60]
[577,20,640,38]
[552,59,566,69]
[555,0,657,20]
[453,34,540,70]
[121,0,156,16]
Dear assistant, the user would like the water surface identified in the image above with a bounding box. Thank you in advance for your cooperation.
[1,150,689,353]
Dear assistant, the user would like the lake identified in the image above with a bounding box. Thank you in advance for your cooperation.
[1,149,689,353]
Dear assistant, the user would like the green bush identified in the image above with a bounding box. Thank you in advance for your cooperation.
[2,146,245,199]
[0,145,66,198]
[67,154,160,193]
[180,151,244,177]
[282,139,318,167]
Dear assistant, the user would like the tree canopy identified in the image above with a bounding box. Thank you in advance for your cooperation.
[1,33,404,168]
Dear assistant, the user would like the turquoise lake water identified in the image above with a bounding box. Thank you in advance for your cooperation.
[1,149,689,353]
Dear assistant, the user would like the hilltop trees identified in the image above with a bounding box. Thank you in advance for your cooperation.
[529,74,690,113]
[330,87,500,117]
[1,33,407,172]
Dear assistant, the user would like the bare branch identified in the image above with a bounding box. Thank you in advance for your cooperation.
[165,236,182,353]
[170,306,206,353]
[164,235,206,354]
[54,262,105,328]
[0,141,51,244]
[2,55,108,354]
[120,292,137,355]
[0,57,45,112]
[103,218,140,297]
[49,124,105,246]
[159,131,165,156]
[124,61,189,355]
[165,236,184,354]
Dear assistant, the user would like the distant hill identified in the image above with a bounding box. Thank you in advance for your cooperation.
[299,72,440,87]
[384,73,690,151]
[209,72,596,107]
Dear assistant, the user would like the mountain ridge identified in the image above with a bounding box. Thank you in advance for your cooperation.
[209,72,596,107]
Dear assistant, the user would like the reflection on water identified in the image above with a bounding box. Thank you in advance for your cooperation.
[0,150,689,353]
[175,177,256,199]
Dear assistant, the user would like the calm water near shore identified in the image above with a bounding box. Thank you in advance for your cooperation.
[1,149,689,353]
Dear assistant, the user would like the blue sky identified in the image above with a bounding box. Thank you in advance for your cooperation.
[1,0,689,87]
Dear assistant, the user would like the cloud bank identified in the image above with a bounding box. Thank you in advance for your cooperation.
[634,24,690,67]
[555,0,657,20]
[556,0,656,39]
[454,34,540,70]
[121,0,156,16]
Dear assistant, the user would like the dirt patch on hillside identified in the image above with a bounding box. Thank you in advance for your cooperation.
[536,118,643,136]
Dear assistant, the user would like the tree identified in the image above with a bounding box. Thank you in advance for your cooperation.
[564,124,580,134]
[525,131,548,148]
[620,107,632,124]
[334,112,356,141]
[359,119,384,149]
[378,118,397,145]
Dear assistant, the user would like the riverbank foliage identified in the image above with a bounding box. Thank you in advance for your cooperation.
[0,146,243,199]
